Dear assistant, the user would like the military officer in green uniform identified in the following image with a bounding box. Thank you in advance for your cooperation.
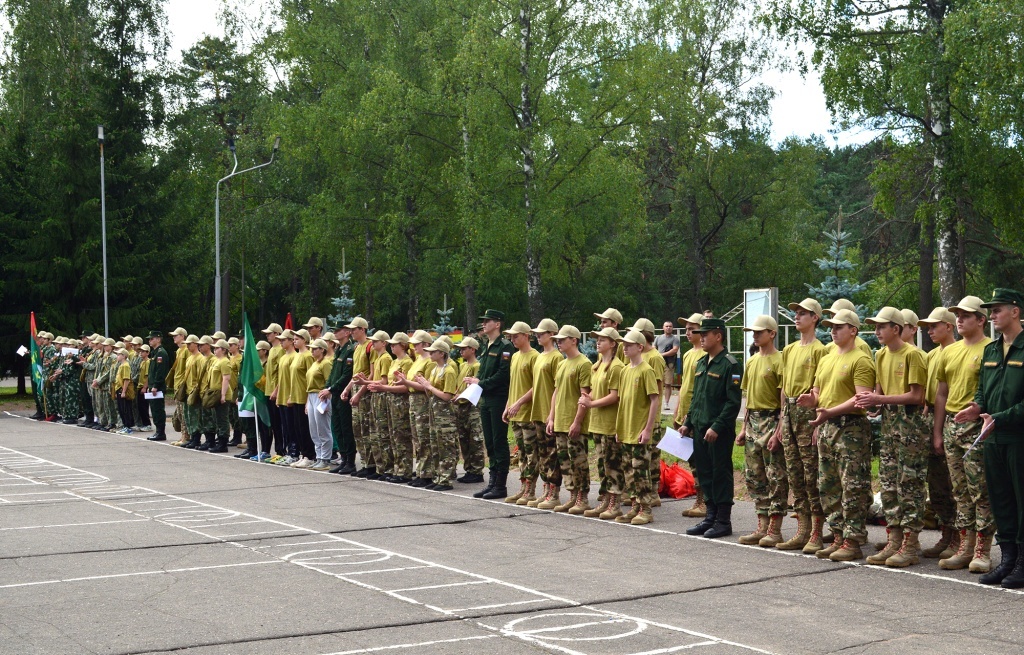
[956,288,1024,587]
[684,318,744,539]
[146,331,171,441]
[463,309,513,499]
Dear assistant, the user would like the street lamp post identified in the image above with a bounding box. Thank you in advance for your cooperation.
[98,125,109,336]
[214,136,281,332]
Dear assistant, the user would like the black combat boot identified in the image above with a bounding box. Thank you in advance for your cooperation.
[686,503,718,536]
[703,504,733,539]
[473,470,497,498]
[1000,546,1024,589]
[981,543,1018,585]
[482,468,509,499]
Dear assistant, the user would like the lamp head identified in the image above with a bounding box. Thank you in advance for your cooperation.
[228,136,236,153]
[97,125,104,143]
[273,136,281,151]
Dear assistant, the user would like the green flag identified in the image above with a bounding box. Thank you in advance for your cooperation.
[239,313,270,425]
[29,312,43,396]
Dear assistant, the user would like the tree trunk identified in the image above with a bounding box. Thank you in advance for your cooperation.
[688,194,708,310]
[520,0,542,324]
[919,216,935,349]
[364,225,375,326]
[404,204,419,330]
[464,280,476,335]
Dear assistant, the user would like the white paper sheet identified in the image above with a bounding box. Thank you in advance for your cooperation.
[457,383,483,406]
[61,347,80,356]
[143,391,164,400]
[16,345,28,356]
[657,427,694,461]
[238,409,255,418]
[317,400,329,414]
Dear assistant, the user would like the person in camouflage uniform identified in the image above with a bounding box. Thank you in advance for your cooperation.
[577,327,625,519]
[799,309,876,561]
[398,331,436,485]
[502,325,540,504]
[59,343,81,423]
[454,338,487,483]
[372,332,414,481]
[545,325,592,514]
[860,307,929,568]
[90,339,114,429]
[180,335,202,447]
[634,319,666,505]
[92,340,119,430]
[41,335,59,419]
[417,339,460,490]
[80,336,102,428]
[529,319,563,508]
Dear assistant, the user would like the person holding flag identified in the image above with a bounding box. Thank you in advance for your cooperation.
[239,315,272,461]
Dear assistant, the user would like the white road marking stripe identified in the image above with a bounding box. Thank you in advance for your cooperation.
[0,560,284,589]
[388,580,490,593]
[0,518,150,531]
[320,635,497,655]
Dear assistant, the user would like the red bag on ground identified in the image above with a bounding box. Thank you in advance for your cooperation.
[659,460,696,499]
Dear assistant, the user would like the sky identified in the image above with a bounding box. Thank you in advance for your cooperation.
[163,0,867,148]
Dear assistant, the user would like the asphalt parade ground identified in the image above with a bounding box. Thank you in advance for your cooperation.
[2,411,1023,655]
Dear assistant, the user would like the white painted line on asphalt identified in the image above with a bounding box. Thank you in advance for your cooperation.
[189,520,267,529]
[0,518,151,531]
[255,540,344,549]
[0,560,284,589]
[515,618,632,635]
[214,529,307,538]
[388,580,491,592]
[321,634,497,655]
[448,598,549,612]
[626,643,719,654]
[339,566,431,576]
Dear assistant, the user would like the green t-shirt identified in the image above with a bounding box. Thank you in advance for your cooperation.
[742,351,783,410]
[552,354,591,433]
[616,361,659,444]
[588,357,624,436]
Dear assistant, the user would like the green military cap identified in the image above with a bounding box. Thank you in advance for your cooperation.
[147,330,162,339]
[459,337,481,351]
[694,318,727,333]
[865,306,905,326]
[981,288,1024,309]
[479,309,505,322]
[618,329,646,346]
[677,313,704,327]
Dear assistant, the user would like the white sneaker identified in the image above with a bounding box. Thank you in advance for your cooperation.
[291,457,313,468]
[310,459,331,471]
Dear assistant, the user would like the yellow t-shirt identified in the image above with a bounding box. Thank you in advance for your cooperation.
[530,349,563,423]
[115,361,132,394]
[197,354,214,392]
[742,350,783,410]
[588,357,624,436]
[936,338,992,413]
[825,335,873,359]
[387,356,413,386]
[351,340,373,377]
[642,348,666,381]
[507,349,538,422]
[206,356,235,402]
[924,345,946,406]
[306,357,332,394]
[616,362,660,444]
[276,351,294,406]
[875,342,927,397]
[456,360,480,397]
[371,351,393,382]
[138,359,150,389]
[407,355,436,394]
[289,350,313,404]
[780,339,827,398]
[430,360,460,396]
[184,351,203,392]
[173,344,190,389]
[674,346,703,422]
[265,345,283,392]
[231,353,242,377]
[814,349,876,414]
[552,354,591,433]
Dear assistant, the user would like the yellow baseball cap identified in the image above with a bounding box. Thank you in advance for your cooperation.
[369,331,391,342]
[948,295,988,317]
[743,315,779,332]
[787,298,823,318]
[677,313,704,326]
[918,307,956,326]
[532,318,559,333]
[503,321,533,336]
[170,327,188,337]
[632,318,656,333]
[214,339,230,350]
[865,306,905,326]
[900,309,919,326]
[409,330,434,344]
[262,323,283,335]
[618,329,647,346]
[387,332,410,346]
[822,309,862,328]
[824,299,856,316]
[594,308,623,324]
[198,335,215,345]
[459,337,481,351]
[590,327,620,340]
[553,325,582,340]
[344,317,369,329]
[184,335,199,344]
[425,339,451,354]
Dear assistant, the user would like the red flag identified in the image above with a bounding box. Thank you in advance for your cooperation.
[284,313,293,330]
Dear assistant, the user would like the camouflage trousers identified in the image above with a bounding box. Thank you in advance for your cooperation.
[61,376,81,419]
[369,393,393,474]
[92,386,110,426]
[781,399,822,516]
[648,424,664,493]
[429,398,458,485]
[183,401,201,436]
[919,411,955,527]
[387,394,414,478]
[594,432,624,495]
[199,405,215,433]
[409,394,433,480]
[944,416,995,535]
[213,403,230,439]
[352,398,372,468]
[623,443,656,506]
[818,415,872,542]
[536,421,560,484]
[744,411,788,516]
[510,421,539,481]
[106,392,121,428]
[879,406,929,533]
[555,432,590,493]
[455,402,485,476]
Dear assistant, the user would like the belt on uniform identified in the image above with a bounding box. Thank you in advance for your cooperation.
[881,404,906,414]
[747,409,780,418]
[784,397,801,404]
[824,414,867,428]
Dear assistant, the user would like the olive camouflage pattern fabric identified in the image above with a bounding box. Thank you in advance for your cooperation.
[817,416,873,541]
[623,443,656,506]
[510,420,539,480]
[780,399,822,516]
[409,394,433,480]
[943,416,995,535]
[555,431,590,493]
[369,393,393,474]
[429,396,459,484]
[743,412,788,516]
[595,433,625,495]
[388,394,414,478]
[454,402,485,475]
[536,421,561,484]
[878,406,929,532]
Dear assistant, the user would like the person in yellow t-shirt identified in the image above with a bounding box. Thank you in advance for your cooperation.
[578,327,625,520]
[288,329,316,468]
[613,329,660,525]
[271,330,296,464]
[859,307,929,567]
[343,317,375,475]
[737,315,786,547]
[674,313,707,518]
[206,340,235,453]
[529,319,564,508]
[305,338,335,470]
[772,298,828,553]
[114,349,136,434]
[917,307,958,558]
[227,337,243,446]
[398,330,438,486]
[502,323,540,504]
[369,333,414,482]
[136,345,152,431]
[260,323,286,459]
[545,325,592,514]
[453,338,487,493]
[799,309,876,561]
[177,336,202,447]
[196,336,217,449]
[823,299,874,358]
[363,331,393,479]
[634,318,667,504]
[417,339,460,490]
[934,297,995,571]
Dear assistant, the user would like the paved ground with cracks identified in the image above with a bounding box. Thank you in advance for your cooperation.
[1,411,1022,655]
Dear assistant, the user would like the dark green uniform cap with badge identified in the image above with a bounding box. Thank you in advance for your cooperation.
[147,330,162,339]
[694,318,727,333]
[981,288,1024,309]
[479,309,506,322]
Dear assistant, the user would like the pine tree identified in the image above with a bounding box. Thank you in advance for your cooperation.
[804,227,875,345]
[328,270,355,327]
